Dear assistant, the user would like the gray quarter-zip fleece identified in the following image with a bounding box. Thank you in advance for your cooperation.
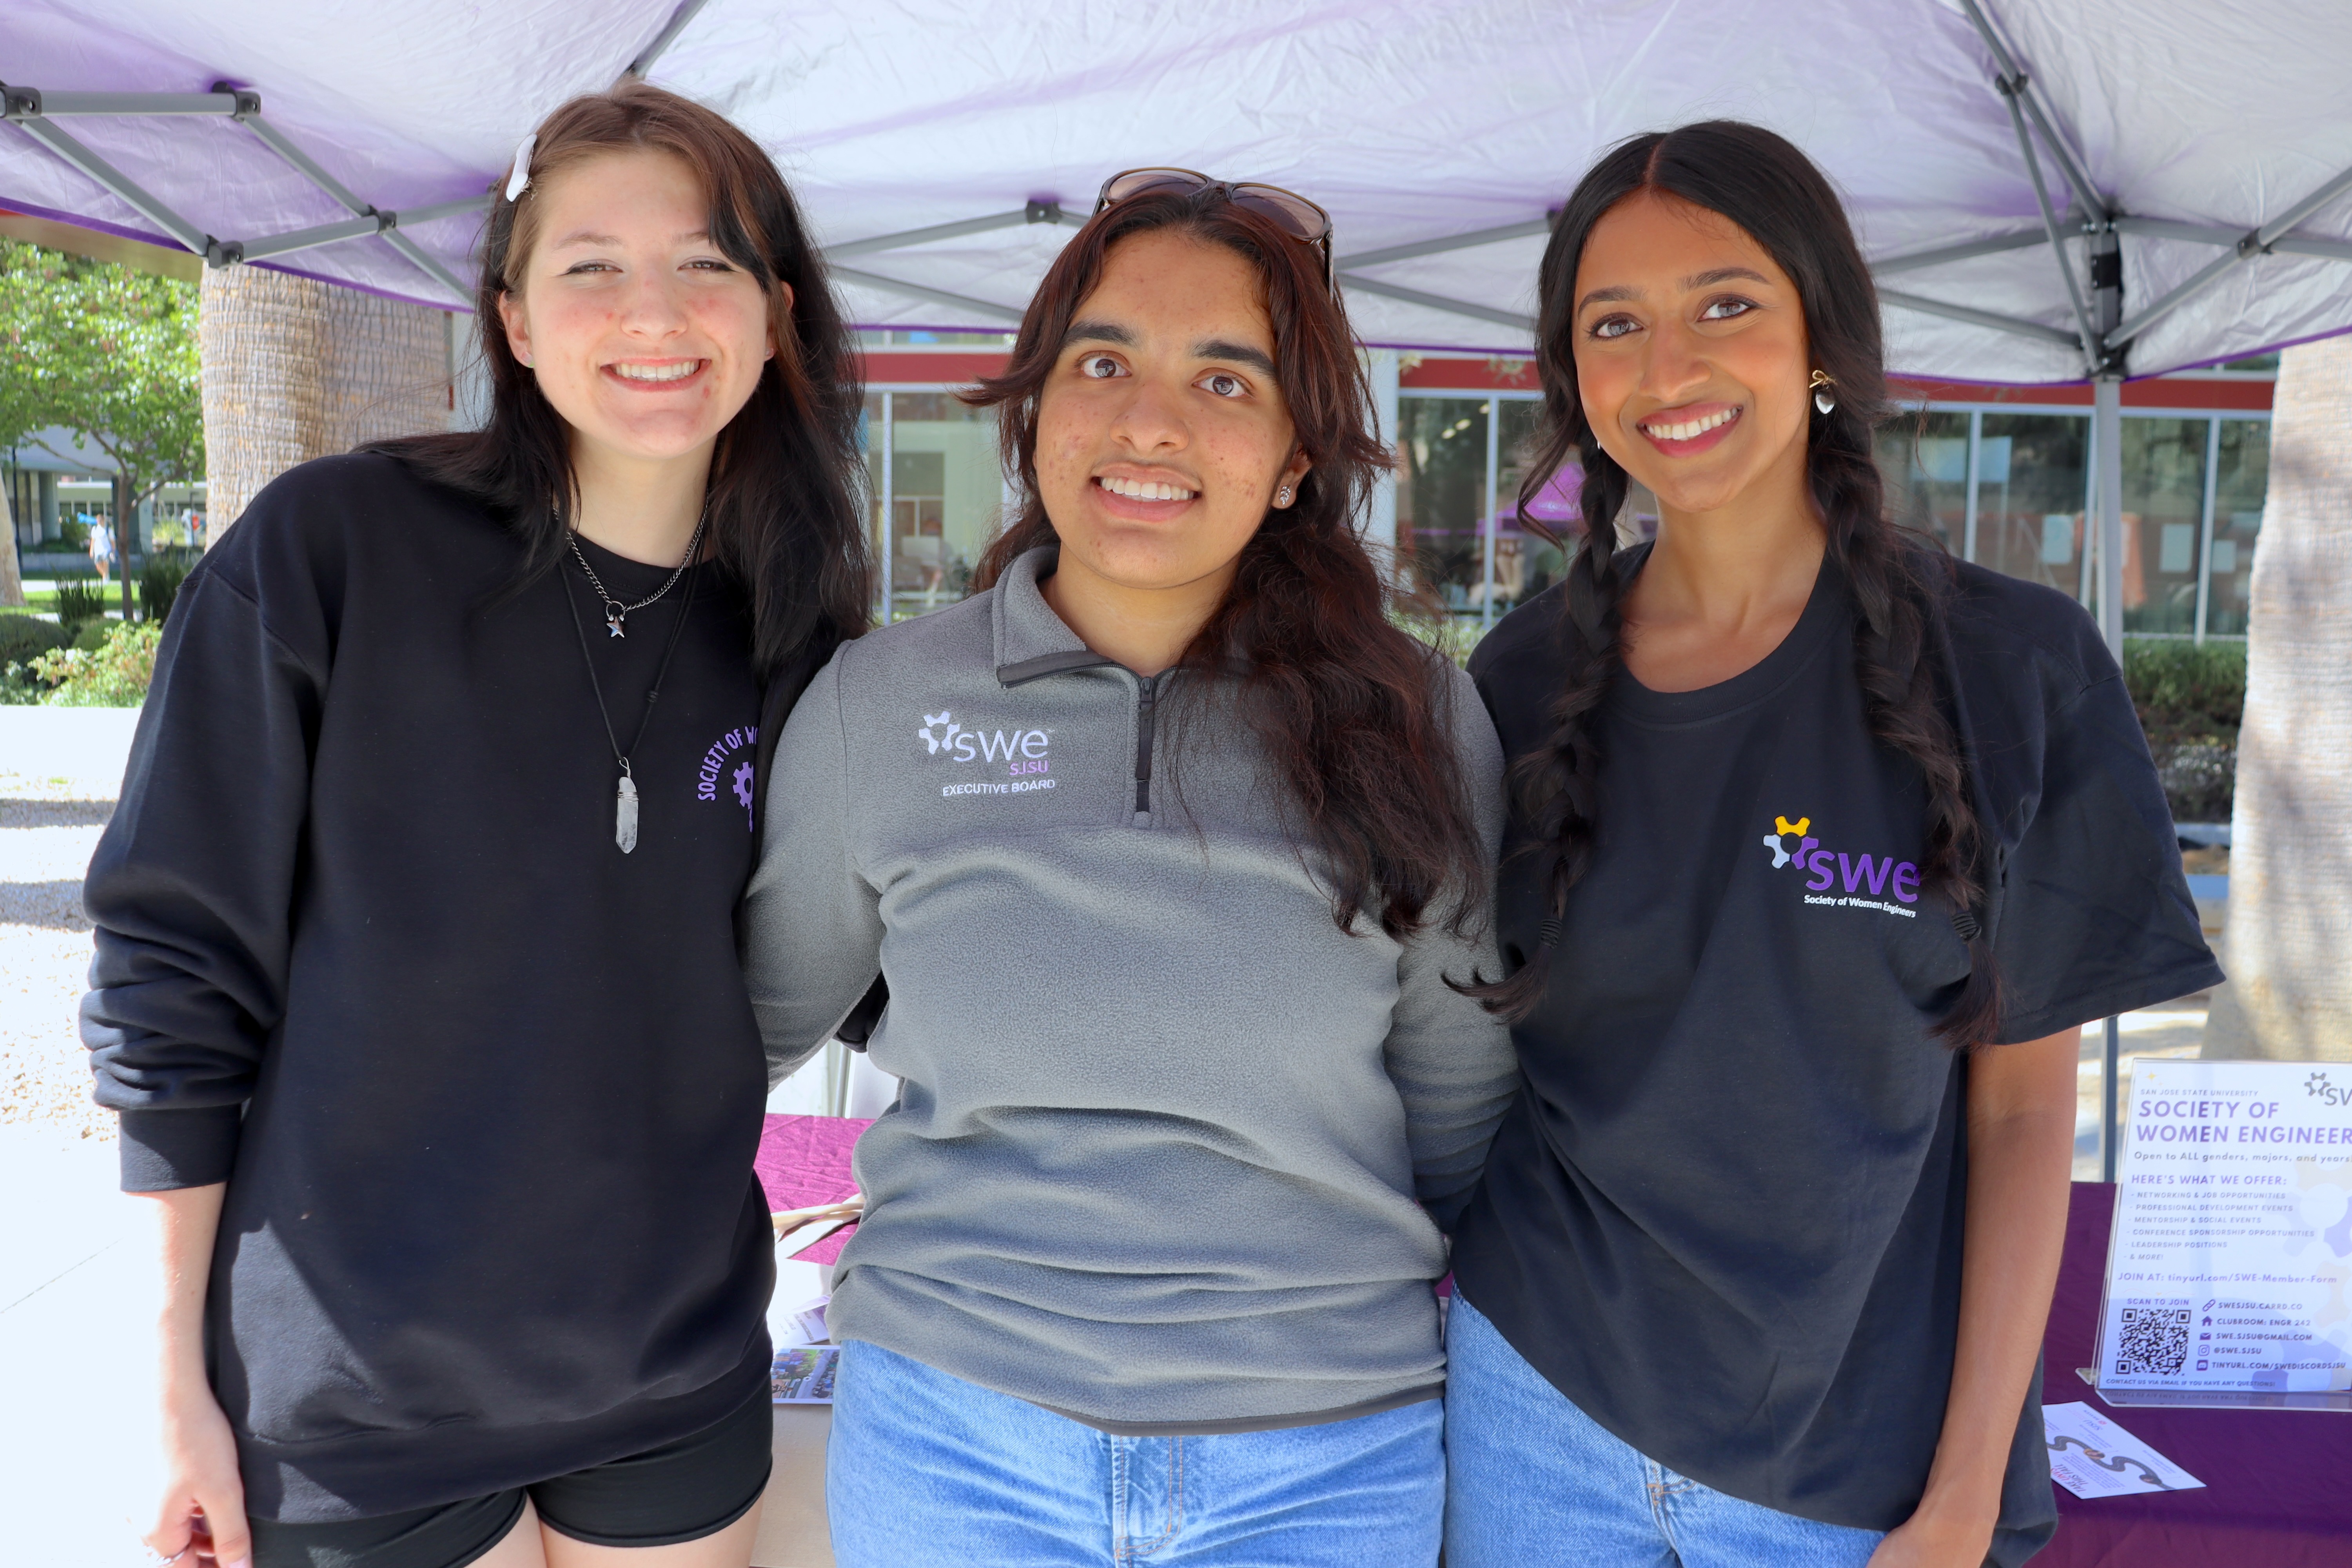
[741,547,1517,1434]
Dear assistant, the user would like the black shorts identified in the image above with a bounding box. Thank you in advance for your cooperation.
[247,1384,774,1568]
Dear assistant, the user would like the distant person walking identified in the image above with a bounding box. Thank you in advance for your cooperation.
[1444,122,2220,1568]
[84,512,113,583]
[82,82,869,1568]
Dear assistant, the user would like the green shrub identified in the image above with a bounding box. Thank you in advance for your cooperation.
[2123,640,2246,823]
[0,614,72,704]
[53,580,109,630]
[71,618,114,652]
[58,516,89,550]
[141,547,194,625]
[25,620,160,706]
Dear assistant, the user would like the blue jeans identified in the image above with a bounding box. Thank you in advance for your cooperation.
[827,1338,1444,1566]
[1444,1294,1885,1568]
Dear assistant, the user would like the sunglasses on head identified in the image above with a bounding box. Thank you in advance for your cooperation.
[1093,167,1335,292]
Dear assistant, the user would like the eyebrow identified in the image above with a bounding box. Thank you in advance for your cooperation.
[1576,265,1774,314]
[547,229,714,249]
[1059,319,1277,378]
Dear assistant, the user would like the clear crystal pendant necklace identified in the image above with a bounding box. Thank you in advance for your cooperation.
[560,516,705,853]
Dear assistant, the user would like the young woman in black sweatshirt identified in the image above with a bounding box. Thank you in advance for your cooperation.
[82,83,868,1568]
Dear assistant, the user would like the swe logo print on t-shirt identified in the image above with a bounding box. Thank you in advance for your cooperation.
[1762,813,1920,919]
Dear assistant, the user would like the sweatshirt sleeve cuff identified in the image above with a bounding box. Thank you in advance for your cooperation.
[118,1106,243,1192]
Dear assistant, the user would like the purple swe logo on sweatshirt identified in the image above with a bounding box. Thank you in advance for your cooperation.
[697,726,758,829]
[1760,813,1920,917]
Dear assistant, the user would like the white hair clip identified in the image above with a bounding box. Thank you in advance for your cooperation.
[505,132,537,202]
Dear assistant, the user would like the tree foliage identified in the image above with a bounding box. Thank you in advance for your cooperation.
[0,238,204,507]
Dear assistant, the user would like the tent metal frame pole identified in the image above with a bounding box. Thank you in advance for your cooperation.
[831,265,1025,323]
[877,392,895,623]
[236,106,474,301]
[2109,160,2352,347]
[826,201,1070,260]
[1956,0,2105,221]
[2,88,244,117]
[2194,415,2220,645]
[1962,408,1982,564]
[2093,376,2125,658]
[1335,273,1535,332]
[3,114,217,258]
[628,0,713,77]
[1869,228,2053,276]
[1997,76,2102,371]
[1877,288,2078,348]
[1480,397,1499,633]
[2112,216,2352,263]
[1337,216,1553,270]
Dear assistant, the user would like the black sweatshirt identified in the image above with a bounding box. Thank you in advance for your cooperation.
[81,454,782,1523]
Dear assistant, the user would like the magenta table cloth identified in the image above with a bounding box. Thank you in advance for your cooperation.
[2036,1182,2352,1566]
[755,1113,871,1266]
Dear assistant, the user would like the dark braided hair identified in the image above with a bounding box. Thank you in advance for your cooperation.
[1475,121,2000,1046]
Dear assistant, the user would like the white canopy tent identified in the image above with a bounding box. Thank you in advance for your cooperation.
[6,0,2352,649]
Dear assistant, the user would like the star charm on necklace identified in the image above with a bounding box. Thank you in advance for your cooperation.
[606,608,627,638]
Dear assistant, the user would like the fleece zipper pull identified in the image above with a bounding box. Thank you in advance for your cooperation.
[1133,672,1160,821]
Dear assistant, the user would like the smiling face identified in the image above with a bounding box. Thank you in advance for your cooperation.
[1032,228,1312,605]
[1571,189,1814,518]
[497,148,781,473]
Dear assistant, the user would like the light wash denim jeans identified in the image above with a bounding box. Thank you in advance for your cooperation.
[1444,1294,1886,1568]
[827,1338,1444,1567]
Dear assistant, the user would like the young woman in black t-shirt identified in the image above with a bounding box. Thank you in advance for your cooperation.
[84,84,869,1568]
[1446,123,2219,1568]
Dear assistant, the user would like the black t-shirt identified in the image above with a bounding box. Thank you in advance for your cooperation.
[1452,550,2220,1564]
[82,455,776,1521]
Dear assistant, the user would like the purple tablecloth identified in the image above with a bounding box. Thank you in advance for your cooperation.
[2037,1182,2352,1566]
[754,1113,871,1265]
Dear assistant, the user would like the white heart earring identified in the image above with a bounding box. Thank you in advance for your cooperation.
[1809,368,1836,415]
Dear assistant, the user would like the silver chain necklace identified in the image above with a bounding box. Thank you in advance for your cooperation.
[566,511,709,638]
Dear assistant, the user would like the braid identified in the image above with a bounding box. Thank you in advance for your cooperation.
[1463,427,1630,1018]
[1813,407,2001,1046]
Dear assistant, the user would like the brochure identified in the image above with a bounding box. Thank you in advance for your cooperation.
[2042,1402,2204,1499]
[771,1345,840,1404]
[2095,1060,2352,1405]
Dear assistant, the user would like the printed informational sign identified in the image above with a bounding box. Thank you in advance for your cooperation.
[772,1345,840,1404]
[2095,1060,2352,1406]
[2042,1403,2204,1499]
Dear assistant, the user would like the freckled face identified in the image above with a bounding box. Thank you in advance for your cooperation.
[1033,229,1311,597]
[1571,190,1813,515]
[497,149,783,468]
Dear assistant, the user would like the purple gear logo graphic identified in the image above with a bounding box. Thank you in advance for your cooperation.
[732,759,755,822]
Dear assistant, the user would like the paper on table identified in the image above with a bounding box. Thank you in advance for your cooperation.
[2043,1402,2205,1499]
[771,1345,840,1404]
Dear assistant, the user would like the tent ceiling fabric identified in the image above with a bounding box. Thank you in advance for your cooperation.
[4,0,2350,382]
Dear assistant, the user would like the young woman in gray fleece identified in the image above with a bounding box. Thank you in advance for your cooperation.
[741,171,1517,1566]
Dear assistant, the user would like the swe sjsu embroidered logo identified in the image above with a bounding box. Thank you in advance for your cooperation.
[1762,812,1921,918]
[916,708,1054,797]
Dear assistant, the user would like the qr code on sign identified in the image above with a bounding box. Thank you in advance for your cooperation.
[2113,1303,2191,1376]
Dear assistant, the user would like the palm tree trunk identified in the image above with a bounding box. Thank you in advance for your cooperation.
[199,266,452,542]
[2202,334,2352,1062]
[0,476,24,608]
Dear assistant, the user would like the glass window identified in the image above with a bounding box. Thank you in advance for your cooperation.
[1973,413,2088,595]
[1491,398,1553,616]
[2119,417,2209,635]
[1874,410,1970,555]
[879,393,1005,621]
[2205,419,2268,637]
[1396,397,1490,619]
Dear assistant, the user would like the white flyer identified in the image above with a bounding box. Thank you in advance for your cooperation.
[2097,1060,2352,1396]
[2041,1402,2203,1498]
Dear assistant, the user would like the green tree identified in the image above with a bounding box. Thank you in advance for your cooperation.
[0,239,203,615]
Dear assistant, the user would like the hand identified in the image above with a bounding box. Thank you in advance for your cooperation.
[147,1379,252,1568]
[1864,1502,1993,1568]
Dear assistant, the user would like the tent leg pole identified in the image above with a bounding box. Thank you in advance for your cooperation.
[2094,377,2125,659]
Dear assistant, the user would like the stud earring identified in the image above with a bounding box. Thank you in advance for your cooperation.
[1809,368,1836,415]
[1275,486,1293,506]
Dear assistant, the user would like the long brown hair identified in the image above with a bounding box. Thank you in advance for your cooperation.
[367,80,869,681]
[1484,121,2000,1045]
[967,187,1484,942]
